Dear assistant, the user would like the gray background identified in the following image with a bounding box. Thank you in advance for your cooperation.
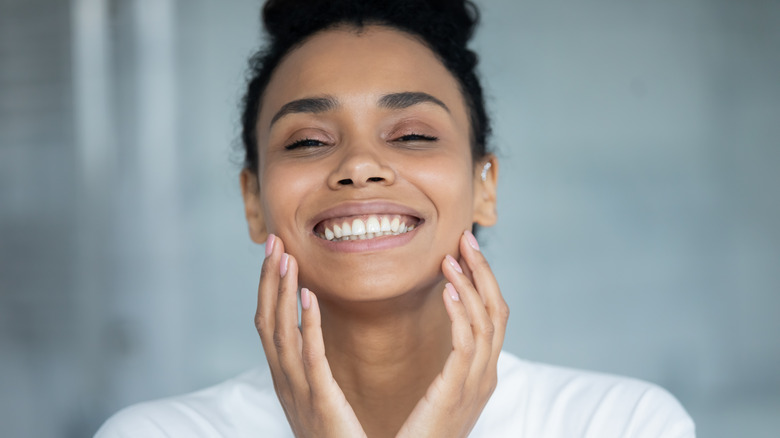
[1,0,778,437]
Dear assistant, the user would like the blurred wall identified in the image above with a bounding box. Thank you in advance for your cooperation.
[1,0,778,437]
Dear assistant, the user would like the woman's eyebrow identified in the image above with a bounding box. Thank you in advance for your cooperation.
[378,92,450,113]
[269,92,448,127]
[270,96,339,126]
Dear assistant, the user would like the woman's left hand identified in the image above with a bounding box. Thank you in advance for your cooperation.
[396,230,509,438]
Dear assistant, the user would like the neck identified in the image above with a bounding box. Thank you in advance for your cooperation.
[319,280,451,438]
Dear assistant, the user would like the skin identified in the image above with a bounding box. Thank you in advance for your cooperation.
[240,25,506,438]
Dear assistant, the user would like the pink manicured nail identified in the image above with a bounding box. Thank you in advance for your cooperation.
[280,253,289,277]
[265,234,276,258]
[445,283,460,301]
[446,255,463,273]
[301,288,311,310]
[464,230,480,251]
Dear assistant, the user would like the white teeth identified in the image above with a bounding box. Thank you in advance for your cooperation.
[390,217,400,232]
[366,216,381,234]
[352,218,366,236]
[320,215,419,241]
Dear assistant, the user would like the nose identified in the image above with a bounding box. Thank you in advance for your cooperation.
[327,142,396,189]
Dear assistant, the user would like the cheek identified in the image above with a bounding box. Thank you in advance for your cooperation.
[403,152,474,262]
[416,154,474,223]
[260,164,317,237]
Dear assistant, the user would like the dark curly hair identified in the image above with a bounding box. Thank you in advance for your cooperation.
[240,0,491,174]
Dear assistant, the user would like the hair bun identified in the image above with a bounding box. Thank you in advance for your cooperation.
[261,0,479,46]
[425,0,479,44]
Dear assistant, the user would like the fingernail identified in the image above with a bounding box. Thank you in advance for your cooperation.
[280,253,289,277]
[464,230,480,251]
[446,255,463,273]
[445,283,460,301]
[265,234,276,258]
[301,288,311,310]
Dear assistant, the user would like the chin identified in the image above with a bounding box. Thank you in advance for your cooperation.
[300,265,444,305]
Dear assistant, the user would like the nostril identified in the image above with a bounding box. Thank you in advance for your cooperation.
[338,178,353,185]
[367,177,384,182]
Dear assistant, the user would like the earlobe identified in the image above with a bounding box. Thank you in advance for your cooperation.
[472,155,498,227]
[239,169,268,244]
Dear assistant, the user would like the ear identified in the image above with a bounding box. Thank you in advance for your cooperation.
[472,155,498,227]
[240,168,269,244]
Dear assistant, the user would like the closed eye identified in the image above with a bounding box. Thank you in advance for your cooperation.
[284,138,326,150]
[396,133,438,142]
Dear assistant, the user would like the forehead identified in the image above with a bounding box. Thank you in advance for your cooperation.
[258,25,468,129]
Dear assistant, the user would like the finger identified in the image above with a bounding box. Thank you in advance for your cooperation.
[440,283,474,384]
[441,258,494,389]
[300,290,339,398]
[256,234,285,366]
[458,231,501,309]
[442,255,495,362]
[274,252,307,391]
[459,230,509,364]
[458,254,475,287]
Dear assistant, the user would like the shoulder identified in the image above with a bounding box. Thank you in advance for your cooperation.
[94,367,291,438]
[473,351,696,438]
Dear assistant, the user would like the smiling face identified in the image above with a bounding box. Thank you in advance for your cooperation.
[241,25,497,303]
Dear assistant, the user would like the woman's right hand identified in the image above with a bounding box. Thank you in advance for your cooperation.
[255,234,367,438]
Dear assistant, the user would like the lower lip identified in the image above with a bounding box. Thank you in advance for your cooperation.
[314,225,420,253]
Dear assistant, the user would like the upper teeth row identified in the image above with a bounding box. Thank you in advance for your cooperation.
[322,216,415,241]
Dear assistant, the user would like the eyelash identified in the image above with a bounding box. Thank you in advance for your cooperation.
[283,133,438,150]
[284,138,325,150]
[396,133,438,142]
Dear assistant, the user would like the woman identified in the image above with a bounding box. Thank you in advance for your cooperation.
[97,0,695,436]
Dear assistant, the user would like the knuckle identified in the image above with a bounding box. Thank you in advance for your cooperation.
[272,329,286,350]
[479,321,495,339]
[254,313,271,334]
[459,338,476,358]
[497,301,510,321]
[302,345,319,367]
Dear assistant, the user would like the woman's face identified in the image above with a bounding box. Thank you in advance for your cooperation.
[242,25,497,302]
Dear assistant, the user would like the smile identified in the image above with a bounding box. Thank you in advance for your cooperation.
[314,214,421,242]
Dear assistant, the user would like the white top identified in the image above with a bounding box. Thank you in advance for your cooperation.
[95,351,695,437]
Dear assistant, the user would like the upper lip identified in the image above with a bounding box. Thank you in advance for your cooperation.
[308,200,424,231]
